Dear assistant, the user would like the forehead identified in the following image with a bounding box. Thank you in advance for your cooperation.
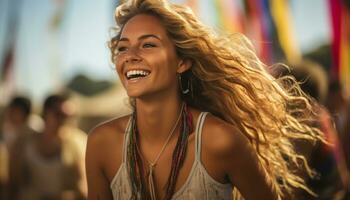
[120,14,169,40]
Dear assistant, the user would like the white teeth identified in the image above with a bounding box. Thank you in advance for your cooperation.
[126,70,150,79]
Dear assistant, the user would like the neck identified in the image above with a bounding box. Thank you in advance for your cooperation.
[135,96,183,145]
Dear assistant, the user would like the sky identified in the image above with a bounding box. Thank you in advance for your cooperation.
[0,0,331,103]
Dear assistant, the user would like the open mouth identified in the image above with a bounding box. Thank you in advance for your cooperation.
[125,70,151,81]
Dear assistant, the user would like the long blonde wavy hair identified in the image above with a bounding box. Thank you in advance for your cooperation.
[109,0,325,199]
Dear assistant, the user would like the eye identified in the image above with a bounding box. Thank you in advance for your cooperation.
[143,43,156,48]
[117,46,128,52]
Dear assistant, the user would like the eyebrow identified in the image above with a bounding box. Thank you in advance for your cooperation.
[118,34,161,42]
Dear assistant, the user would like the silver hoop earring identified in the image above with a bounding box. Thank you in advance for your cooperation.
[179,74,191,94]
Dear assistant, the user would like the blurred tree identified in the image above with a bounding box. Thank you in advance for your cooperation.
[66,74,113,97]
[304,44,332,74]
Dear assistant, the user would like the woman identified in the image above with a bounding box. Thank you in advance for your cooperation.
[86,0,324,199]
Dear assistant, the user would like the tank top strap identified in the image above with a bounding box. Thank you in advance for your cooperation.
[122,116,132,163]
[194,112,208,161]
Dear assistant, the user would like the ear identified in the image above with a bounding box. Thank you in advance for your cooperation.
[176,58,192,73]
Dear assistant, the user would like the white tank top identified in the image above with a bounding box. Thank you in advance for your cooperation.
[110,112,233,199]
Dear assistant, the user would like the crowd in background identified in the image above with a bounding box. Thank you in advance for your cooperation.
[0,58,349,199]
[0,93,87,200]
[273,60,350,199]
[0,0,349,199]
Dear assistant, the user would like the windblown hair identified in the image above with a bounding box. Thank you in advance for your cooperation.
[109,0,325,199]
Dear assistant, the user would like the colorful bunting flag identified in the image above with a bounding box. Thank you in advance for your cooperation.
[213,0,244,33]
[0,0,22,104]
[329,0,350,93]
[270,0,301,63]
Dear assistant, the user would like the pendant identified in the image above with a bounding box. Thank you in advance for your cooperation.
[148,164,157,200]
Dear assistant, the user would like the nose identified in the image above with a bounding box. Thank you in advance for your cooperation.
[124,48,142,63]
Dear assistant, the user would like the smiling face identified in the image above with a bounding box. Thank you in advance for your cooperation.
[115,14,190,99]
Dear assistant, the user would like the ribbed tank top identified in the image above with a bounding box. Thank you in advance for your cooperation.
[110,112,233,199]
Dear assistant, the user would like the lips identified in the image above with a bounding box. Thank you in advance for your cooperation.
[125,69,151,80]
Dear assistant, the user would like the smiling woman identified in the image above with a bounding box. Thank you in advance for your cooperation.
[85,0,325,200]
[114,14,184,99]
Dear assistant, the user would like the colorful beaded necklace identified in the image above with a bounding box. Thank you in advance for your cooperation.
[127,103,193,200]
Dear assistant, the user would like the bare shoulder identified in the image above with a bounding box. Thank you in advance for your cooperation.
[86,114,131,164]
[198,113,256,184]
[86,115,131,199]
[88,115,131,144]
[201,113,250,158]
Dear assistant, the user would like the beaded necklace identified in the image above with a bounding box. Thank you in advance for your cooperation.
[127,103,193,200]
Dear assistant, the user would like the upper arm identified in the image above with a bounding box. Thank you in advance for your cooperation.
[226,130,277,200]
[85,127,113,200]
[208,121,278,200]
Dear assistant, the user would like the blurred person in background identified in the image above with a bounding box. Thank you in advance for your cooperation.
[327,81,350,137]
[0,96,35,149]
[86,0,326,199]
[0,137,9,199]
[277,60,349,199]
[0,96,36,199]
[0,105,8,199]
[326,80,350,197]
[9,94,87,200]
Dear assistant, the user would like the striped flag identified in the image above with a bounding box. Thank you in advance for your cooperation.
[0,47,14,83]
[245,0,272,63]
[329,0,350,93]
[0,45,16,105]
[213,0,244,33]
[270,0,301,63]
[200,0,285,64]
[0,0,22,104]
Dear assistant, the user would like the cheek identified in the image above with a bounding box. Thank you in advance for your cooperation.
[115,60,124,78]
[116,66,122,78]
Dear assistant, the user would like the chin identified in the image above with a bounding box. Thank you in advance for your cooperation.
[126,90,147,98]
[126,89,159,100]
